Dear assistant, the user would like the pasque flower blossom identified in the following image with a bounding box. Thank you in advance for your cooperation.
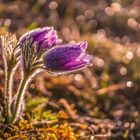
[18,27,61,73]
[43,42,92,74]
[19,27,60,51]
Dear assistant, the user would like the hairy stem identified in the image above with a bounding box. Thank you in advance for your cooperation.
[4,68,12,123]
[11,69,42,124]
[11,75,29,124]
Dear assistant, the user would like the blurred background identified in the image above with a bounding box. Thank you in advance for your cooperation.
[1,0,140,140]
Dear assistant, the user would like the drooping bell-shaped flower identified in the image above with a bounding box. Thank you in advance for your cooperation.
[19,27,61,51]
[43,42,92,74]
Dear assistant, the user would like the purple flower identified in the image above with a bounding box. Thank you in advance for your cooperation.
[43,42,92,74]
[19,27,61,51]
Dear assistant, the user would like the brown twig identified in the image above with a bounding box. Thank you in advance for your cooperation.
[96,82,126,95]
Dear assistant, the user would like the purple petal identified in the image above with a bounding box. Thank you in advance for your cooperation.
[79,42,87,52]
[61,60,87,70]
[79,53,93,63]
[19,27,51,43]
[60,53,92,71]
[37,30,59,50]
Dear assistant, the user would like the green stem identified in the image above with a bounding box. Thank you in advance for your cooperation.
[11,75,29,124]
[4,68,12,123]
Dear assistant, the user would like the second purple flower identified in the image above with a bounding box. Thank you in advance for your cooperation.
[19,27,60,51]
